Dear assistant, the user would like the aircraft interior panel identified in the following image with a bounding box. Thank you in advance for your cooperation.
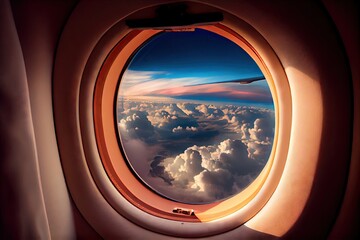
[0,0,358,239]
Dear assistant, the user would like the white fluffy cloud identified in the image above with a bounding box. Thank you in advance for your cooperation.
[246,118,274,162]
[249,118,273,142]
[172,126,198,133]
[195,104,224,119]
[118,110,155,142]
[160,138,263,202]
[176,103,199,116]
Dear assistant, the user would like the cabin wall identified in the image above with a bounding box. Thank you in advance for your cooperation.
[0,0,50,238]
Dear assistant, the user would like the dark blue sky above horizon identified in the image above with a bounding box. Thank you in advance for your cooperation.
[129,28,262,79]
[120,28,273,105]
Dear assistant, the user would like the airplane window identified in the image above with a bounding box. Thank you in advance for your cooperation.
[116,28,275,204]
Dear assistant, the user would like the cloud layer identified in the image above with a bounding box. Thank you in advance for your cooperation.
[118,99,274,203]
[119,70,273,103]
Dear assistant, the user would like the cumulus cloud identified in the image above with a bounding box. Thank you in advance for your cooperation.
[247,141,273,163]
[246,118,274,162]
[118,110,155,142]
[172,126,198,133]
[249,118,274,142]
[176,103,200,116]
[195,104,224,119]
[149,155,173,185]
[193,169,234,200]
[153,138,263,203]
[148,108,197,131]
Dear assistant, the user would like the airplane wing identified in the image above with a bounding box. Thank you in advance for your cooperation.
[187,76,266,86]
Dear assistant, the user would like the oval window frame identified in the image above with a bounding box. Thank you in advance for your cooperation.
[53,3,292,236]
[93,23,287,225]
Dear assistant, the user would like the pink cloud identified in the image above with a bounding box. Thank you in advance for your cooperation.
[153,84,266,100]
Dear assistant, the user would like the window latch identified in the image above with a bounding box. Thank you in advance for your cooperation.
[172,207,195,216]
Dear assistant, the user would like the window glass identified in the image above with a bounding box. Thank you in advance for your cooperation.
[117,29,274,204]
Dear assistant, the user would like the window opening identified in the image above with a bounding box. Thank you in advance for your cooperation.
[116,28,275,204]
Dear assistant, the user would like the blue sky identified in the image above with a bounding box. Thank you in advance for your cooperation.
[119,28,273,106]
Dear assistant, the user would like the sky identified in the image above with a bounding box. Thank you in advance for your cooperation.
[118,28,273,106]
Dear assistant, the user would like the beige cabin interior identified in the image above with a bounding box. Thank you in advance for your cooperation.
[0,0,358,239]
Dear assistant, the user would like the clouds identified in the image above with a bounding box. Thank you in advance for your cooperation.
[172,126,198,133]
[119,110,155,142]
[247,118,274,162]
[193,169,234,200]
[155,138,263,203]
[119,101,216,146]
[119,70,273,104]
[249,118,274,142]
[165,148,204,187]
[119,70,211,97]
[118,100,274,203]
